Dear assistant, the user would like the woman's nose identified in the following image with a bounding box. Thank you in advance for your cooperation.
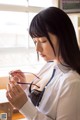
[36,42,43,52]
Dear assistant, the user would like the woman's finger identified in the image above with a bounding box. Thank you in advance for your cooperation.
[9,70,25,82]
[7,83,16,97]
[10,70,25,78]
[6,82,28,109]
[6,91,12,101]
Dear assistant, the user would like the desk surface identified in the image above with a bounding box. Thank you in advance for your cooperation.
[0,89,8,103]
[17,118,26,120]
[0,89,13,120]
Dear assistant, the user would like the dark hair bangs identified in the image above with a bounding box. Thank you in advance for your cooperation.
[29,15,47,38]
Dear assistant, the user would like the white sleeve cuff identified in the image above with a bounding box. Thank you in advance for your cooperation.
[19,100,37,120]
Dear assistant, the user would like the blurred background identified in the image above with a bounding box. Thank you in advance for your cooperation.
[0,0,80,76]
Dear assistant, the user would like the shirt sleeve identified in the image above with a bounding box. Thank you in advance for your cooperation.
[56,79,80,120]
[19,100,54,120]
[19,70,80,120]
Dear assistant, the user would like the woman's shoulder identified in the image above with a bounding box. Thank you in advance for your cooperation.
[61,70,80,85]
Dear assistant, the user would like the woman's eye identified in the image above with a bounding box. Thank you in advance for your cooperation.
[34,41,46,44]
[41,40,46,43]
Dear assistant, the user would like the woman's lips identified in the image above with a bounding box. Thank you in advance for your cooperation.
[40,54,46,57]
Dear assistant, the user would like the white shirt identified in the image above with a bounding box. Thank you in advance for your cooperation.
[19,61,80,120]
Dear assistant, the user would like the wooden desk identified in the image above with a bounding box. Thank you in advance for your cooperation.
[16,118,27,120]
[0,89,13,120]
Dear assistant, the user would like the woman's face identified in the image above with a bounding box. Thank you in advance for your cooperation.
[33,33,60,62]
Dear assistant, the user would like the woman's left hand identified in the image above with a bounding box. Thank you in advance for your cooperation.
[6,81,28,110]
[9,70,27,90]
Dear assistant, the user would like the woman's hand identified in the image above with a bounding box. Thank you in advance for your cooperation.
[9,70,27,90]
[6,81,28,110]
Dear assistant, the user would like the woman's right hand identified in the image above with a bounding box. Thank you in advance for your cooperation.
[6,81,28,109]
[9,70,27,90]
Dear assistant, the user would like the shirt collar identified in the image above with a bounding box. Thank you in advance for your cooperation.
[54,61,71,73]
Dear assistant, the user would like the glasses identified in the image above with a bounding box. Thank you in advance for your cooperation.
[9,71,40,89]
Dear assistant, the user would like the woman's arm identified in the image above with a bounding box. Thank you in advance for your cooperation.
[6,81,54,120]
[20,100,54,120]
[56,79,80,120]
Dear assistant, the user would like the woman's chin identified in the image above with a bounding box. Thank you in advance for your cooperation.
[43,57,53,62]
[43,57,48,61]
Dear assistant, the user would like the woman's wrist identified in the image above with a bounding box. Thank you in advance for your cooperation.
[19,100,37,119]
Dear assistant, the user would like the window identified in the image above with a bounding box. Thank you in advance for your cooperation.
[0,0,51,76]
[0,0,28,6]
[29,0,53,7]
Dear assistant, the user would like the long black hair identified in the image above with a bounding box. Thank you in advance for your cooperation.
[29,7,80,74]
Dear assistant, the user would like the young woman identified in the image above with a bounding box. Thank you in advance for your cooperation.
[6,7,80,120]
